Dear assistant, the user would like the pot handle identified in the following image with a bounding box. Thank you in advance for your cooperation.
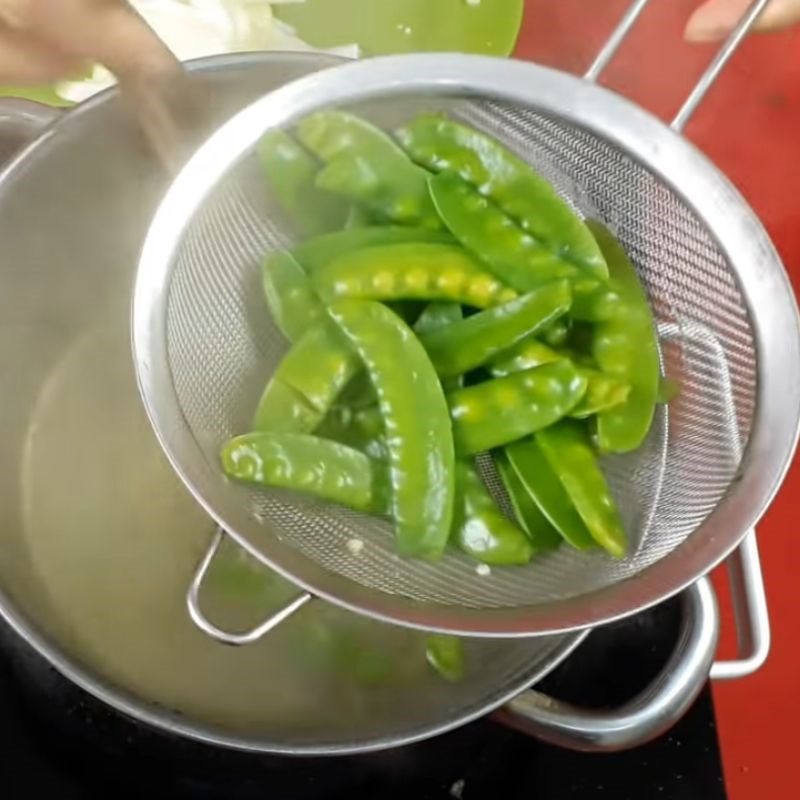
[495,574,719,753]
[0,98,60,156]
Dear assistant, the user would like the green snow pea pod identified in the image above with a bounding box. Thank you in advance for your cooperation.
[314,243,517,308]
[315,406,388,461]
[489,343,630,420]
[571,277,622,322]
[505,438,596,551]
[414,301,464,335]
[452,460,534,565]
[299,114,441,228]
[448,361,587,455]
[489,337,561,377]
[425,634,465,682]
[540,316,571,348]
[262,251,324,342]
[315,152,442,229]
[252,378,320,434]
[297,110,410,164]
[255,320,361,433]
[586,220,660,453]
[494,452,562,551]
[343,204,377,229]
[221,432,389,513]
[328,300,455,559]
[429,172,574,289]
[397,115,607,277]
[569,369,631,419]
[415,302,465,392]
[256,130,346,236]
[536,421,627,557]
[292,226,455,273]
[419,281,571,378]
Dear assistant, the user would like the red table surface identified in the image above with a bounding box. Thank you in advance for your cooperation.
[514,2,800,798]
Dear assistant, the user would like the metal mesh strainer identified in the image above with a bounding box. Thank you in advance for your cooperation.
[133,43,800,636]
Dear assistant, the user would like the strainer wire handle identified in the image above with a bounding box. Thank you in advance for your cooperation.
[496,576,720,752]
[187,527,313,647]
[585,0,772,131]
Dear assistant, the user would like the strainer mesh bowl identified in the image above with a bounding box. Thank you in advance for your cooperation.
[160,90,755,614]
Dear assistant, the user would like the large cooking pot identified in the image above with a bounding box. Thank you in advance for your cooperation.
[0,52,765,756]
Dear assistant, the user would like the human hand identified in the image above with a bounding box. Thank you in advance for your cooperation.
[686,0,800,41]
[0,0,177,85]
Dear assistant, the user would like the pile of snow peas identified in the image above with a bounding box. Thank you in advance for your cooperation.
[221,111,661,568]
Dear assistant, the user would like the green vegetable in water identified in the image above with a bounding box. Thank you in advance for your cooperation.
[425,634,465,682]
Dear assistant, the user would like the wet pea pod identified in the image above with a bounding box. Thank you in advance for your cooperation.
[429,172,574,289]
[419,281,571,378]
[298,110,411,164]
[586,220,660,453]
[221,432,389,514]
[452,460,534,565]
[314,243,516,308]
[329,300,455,560]
[448,361,587,455]
[396,115,607,278]
[505,438,596,551]
[569,368,631,419]
[489,337,561,377]
[316,153,443,229]
[253,319,361,435]
[298,111,441,229]
[292,226,454,273]
[489,339,630,420]
[256,130,346,236]
[414,302,465,392]
[252,379,320,435]
[536,421,627,557]
[494,452,562,551]
[262,251,324,342]
[315,405,388,462]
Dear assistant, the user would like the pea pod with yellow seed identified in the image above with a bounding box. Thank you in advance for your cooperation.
[314,243,517,308]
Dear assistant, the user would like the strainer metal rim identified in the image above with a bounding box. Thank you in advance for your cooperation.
[133,53,800,636]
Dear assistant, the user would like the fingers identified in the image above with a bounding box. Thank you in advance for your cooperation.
[0,24,83,84]
[0,1,178,83]
[685,0,800,42]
